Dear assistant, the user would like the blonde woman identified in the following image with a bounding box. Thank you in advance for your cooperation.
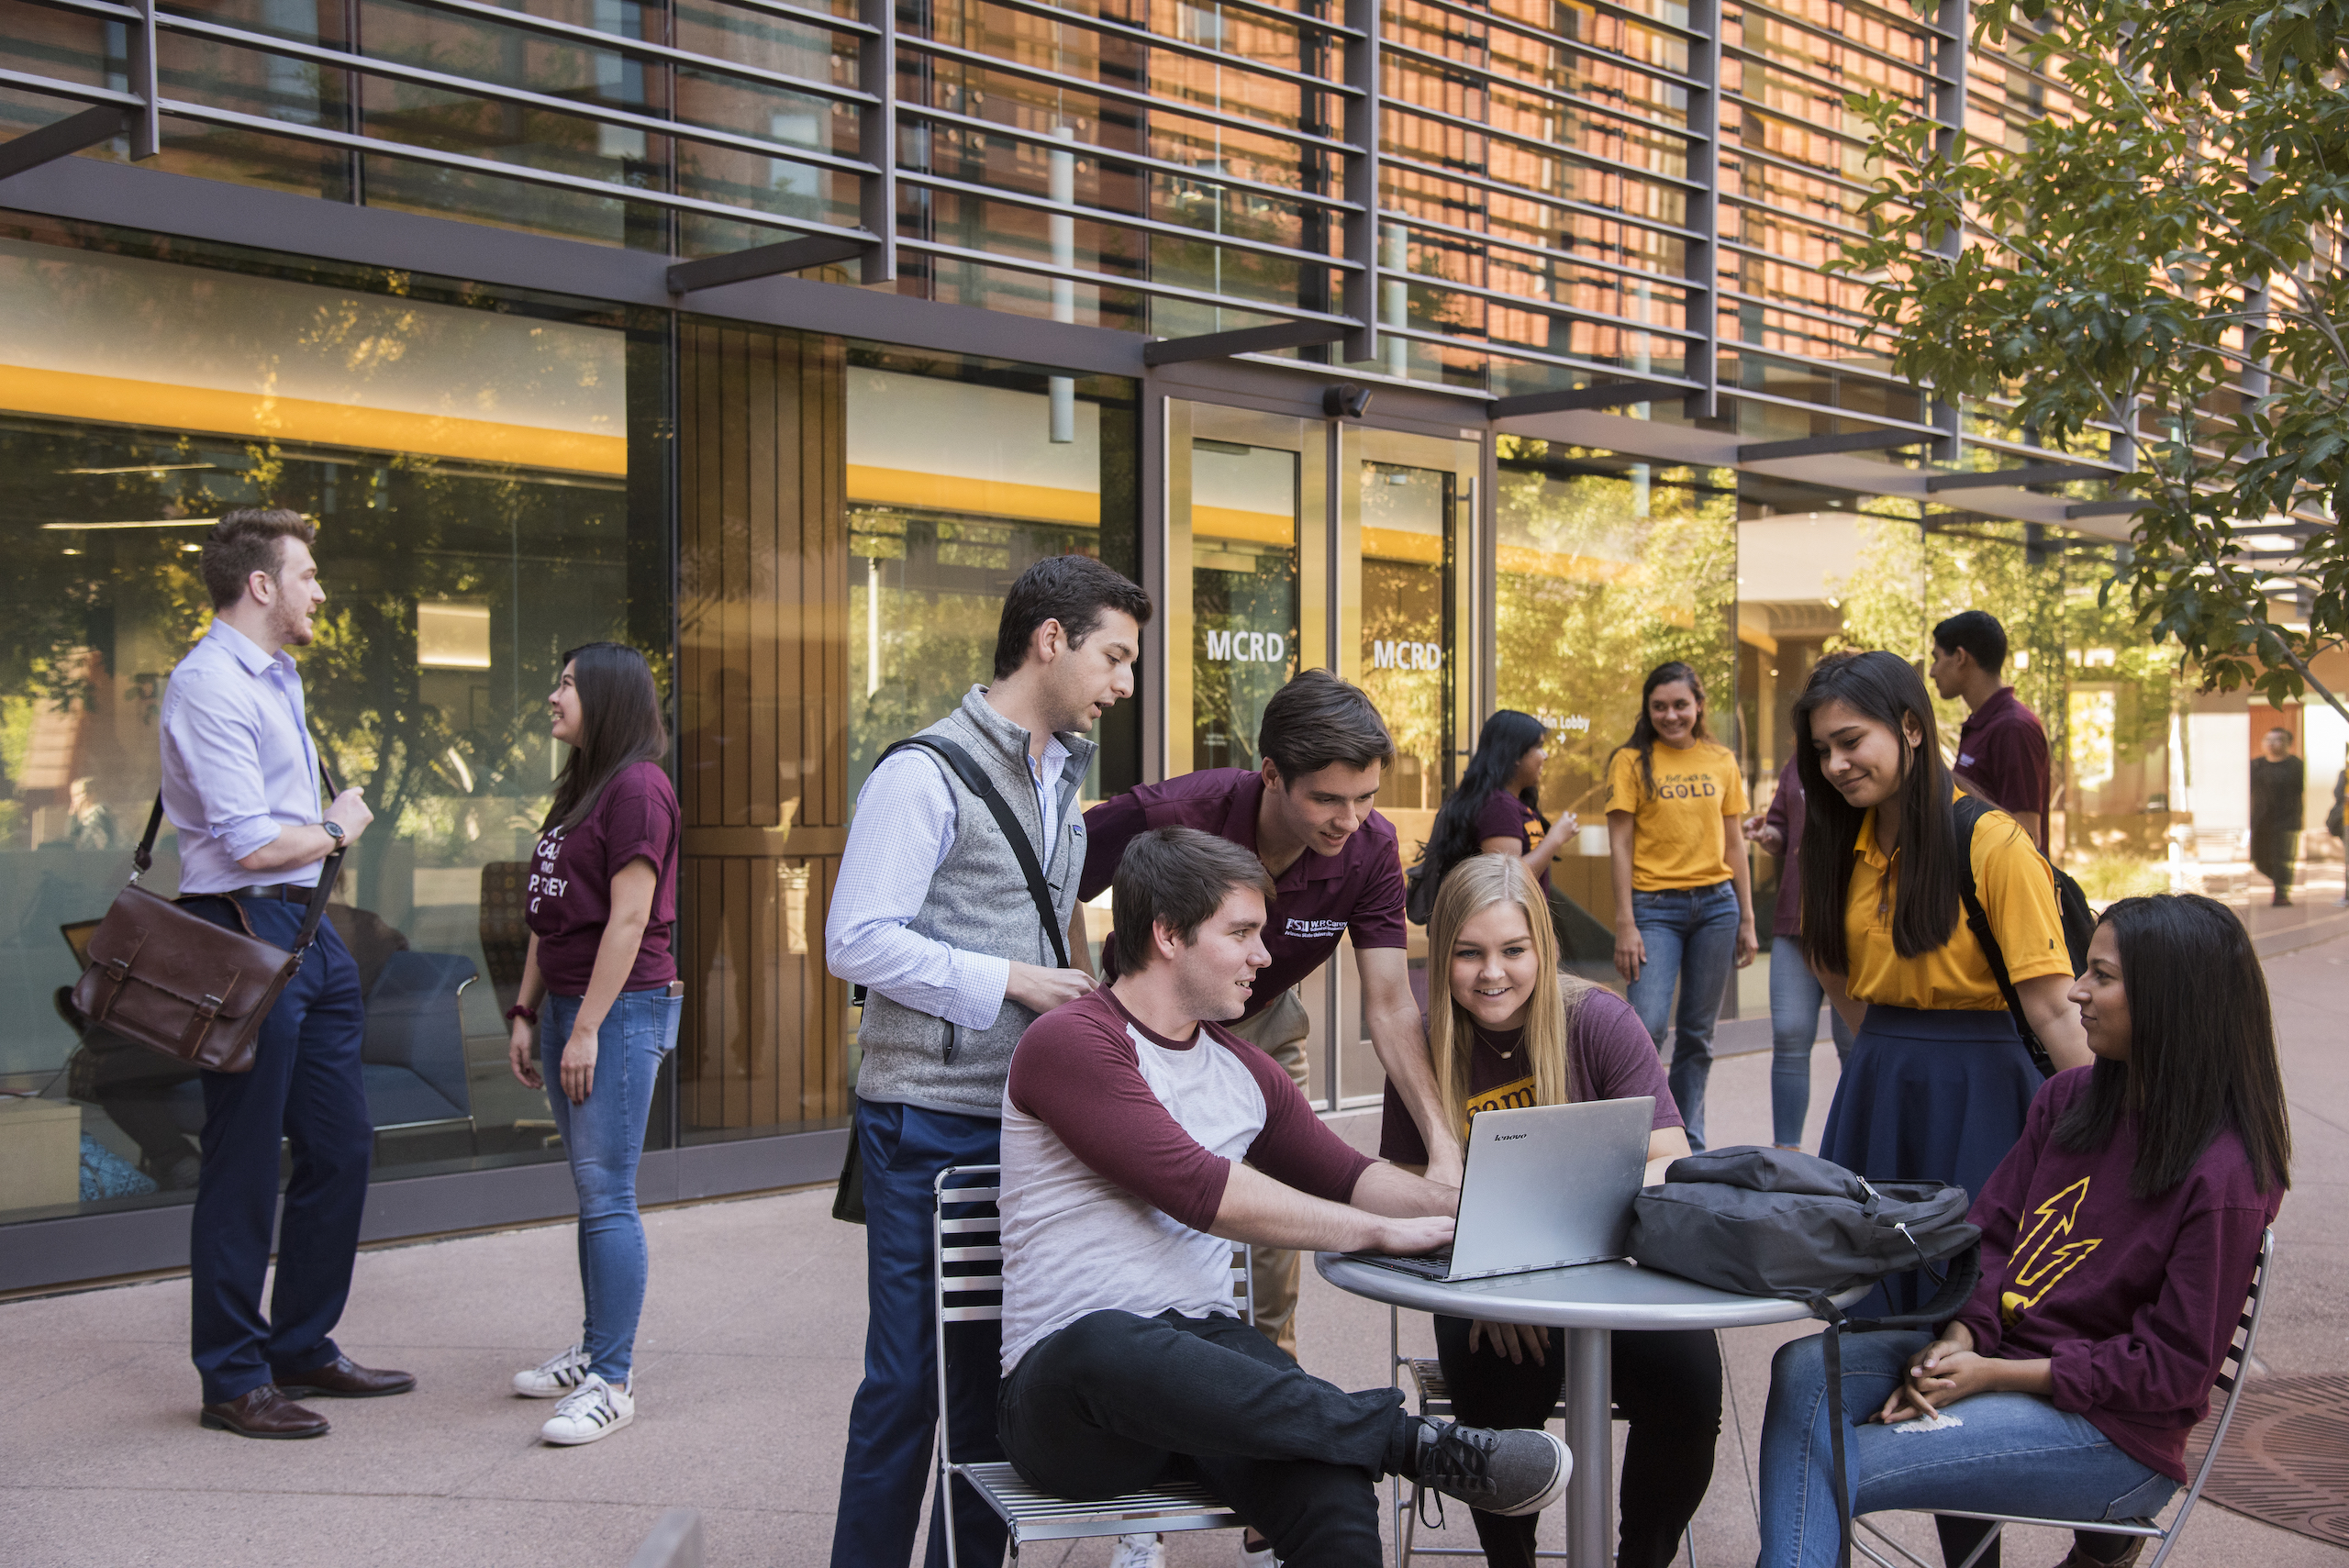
[1378,855,1720,1568]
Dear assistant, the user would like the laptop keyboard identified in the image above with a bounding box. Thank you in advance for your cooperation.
[1342,1248,1453,1281]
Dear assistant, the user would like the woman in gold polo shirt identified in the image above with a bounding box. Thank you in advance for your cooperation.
[1606,661,1758,1150]
[1792,651,2090,1312]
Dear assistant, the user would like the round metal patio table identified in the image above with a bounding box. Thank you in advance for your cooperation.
[1317,1252,1866,1565]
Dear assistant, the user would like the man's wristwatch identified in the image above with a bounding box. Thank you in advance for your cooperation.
[322,819,346,846]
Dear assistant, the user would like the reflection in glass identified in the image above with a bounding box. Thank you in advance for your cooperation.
[0,232,647,1225]
[1190,439,1300,772]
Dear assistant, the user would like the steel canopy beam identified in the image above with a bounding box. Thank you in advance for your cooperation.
[1489,380,1687,418]
[1142,319,1352,365]
[2065,499,2146,518]
[0,105,129,183]
[666,234,874,295]
[1925,462,2114,492]
[1739,428,1927,462]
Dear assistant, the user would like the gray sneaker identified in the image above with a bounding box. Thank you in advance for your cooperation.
[1408,1418,1572,1518]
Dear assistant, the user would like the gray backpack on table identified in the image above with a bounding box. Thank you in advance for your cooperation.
[1628,1147,1982,1567]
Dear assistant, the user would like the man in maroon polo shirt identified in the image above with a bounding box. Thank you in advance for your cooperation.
[1081,670,1460,1364]
[1930,609,2052,851]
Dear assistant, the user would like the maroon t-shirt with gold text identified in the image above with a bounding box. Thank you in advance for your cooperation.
[526,760,681,995]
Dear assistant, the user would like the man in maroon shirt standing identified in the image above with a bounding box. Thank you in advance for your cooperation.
[1930,609,2052,851]
[1082,671,1458,1363]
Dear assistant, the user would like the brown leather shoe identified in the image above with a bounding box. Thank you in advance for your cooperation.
[200,1385,329,1439]
[273,1354,417,1399]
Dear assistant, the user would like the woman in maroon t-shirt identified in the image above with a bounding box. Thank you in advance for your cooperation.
[1756,893,2289,1568]
[502,642,681,1448]
[1379,854,1720,1568]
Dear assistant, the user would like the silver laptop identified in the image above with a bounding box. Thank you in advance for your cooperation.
[1355,1097,1653,1283]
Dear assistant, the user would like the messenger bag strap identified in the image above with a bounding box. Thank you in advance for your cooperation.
[1951,794,2056,1078]
[880,735,1070,971]
[293,740,346,956]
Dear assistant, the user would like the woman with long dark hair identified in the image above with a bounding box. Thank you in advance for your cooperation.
[1421,708,1578,899]
[1383,854,1718,1568]
[503,642,682,1446]
[1757,893,2288,1568]
[1605,661,1756,1148]
[1795,650,2088,1311]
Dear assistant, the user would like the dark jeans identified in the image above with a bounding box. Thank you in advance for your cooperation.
[1433,1317,1722,1568]
[830,1099,1008,1568]
[186,895,372,1407]
[997,1308,1411,1567]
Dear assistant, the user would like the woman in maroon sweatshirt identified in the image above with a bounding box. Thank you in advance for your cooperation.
[1756,892,2290,1568]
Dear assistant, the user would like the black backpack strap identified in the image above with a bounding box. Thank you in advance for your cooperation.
[882,736,1070,973]
[1950,795,2056,1078]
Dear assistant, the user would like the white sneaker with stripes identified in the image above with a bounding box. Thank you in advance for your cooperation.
[540,1373,633,1445]
[513,1342,592,1399]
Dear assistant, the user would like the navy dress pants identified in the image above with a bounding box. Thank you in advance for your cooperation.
[186,895,373,1407]
[830,1097,1009,1568]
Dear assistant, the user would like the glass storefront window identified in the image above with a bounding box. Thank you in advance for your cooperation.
[0,226,661,1227]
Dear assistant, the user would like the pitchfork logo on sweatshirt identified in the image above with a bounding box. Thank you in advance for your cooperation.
[1999,1177,2103,1325]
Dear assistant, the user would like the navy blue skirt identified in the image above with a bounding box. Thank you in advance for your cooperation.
[1820,1004,2042,1316]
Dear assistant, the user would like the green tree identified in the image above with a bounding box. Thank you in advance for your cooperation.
[1836,0,2349,718]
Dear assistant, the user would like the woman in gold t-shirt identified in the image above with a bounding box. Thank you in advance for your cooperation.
[1793,651,2089,1315]
[1606,661,1757,1150]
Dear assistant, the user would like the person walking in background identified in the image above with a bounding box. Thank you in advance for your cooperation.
[1742,755,1854,1151]
[2249,727,2305,906]
[1756,893,2288,1568]
[67,775,118,850]
[1605,661,1756,1150]
[826,554,1150,1568]
[162,508,410,1439]
[502,643,682,1447]
[1386,854,1718,1568]
[1929,610,2052,851]
[1794,651,2090,1316]
[2329,752,2346,907]
[1417,708,1578,929]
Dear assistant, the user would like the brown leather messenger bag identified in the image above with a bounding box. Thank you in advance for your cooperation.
[70,762,348,1075]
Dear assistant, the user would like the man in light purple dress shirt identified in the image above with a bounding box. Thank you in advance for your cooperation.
[161,509,414,1439]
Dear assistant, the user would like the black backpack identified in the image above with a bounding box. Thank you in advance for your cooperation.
[1628,1147,1982,1568]
[1951,794,2095,1078]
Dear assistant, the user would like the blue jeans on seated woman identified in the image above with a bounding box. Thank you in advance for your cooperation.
[1758,1329,2177,1568]
[540,987,683,1385]
[1624,880,1741,1149]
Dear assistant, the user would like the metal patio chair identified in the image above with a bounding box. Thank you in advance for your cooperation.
[933,1163,1255,1566]
[1853,1226,2277,1568]
[1387,1307,1699,1566]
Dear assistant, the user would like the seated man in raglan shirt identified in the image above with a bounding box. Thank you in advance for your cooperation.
[994,827,1570,1565]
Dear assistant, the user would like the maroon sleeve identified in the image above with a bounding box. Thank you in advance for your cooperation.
[1763,759,1798,844]
[2048,1198,2270,1422]
[1080,786,1152,903]
[1377,1081,1431,1164]
[1571,989,1683,1132]
[1473,790,1530,850]
[1007,997,1238,1231]
[1350,820,1409,951]
[600,766,677,884]
[1980,722,2051,818]
[1224,1029,1375,1201]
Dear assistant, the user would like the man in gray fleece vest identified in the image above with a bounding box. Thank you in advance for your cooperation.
[825,554,1152,1568]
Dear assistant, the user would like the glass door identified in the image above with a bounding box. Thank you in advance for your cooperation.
[1164,402,1326,774]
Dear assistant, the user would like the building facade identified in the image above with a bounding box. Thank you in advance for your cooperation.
[0,0,2256,1291]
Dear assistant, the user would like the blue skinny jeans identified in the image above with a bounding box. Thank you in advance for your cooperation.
[1767,939,1854,1148]
[1624,880,1741,1150]
[541,986,681,1385]
[1758,1330,2177,1568]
